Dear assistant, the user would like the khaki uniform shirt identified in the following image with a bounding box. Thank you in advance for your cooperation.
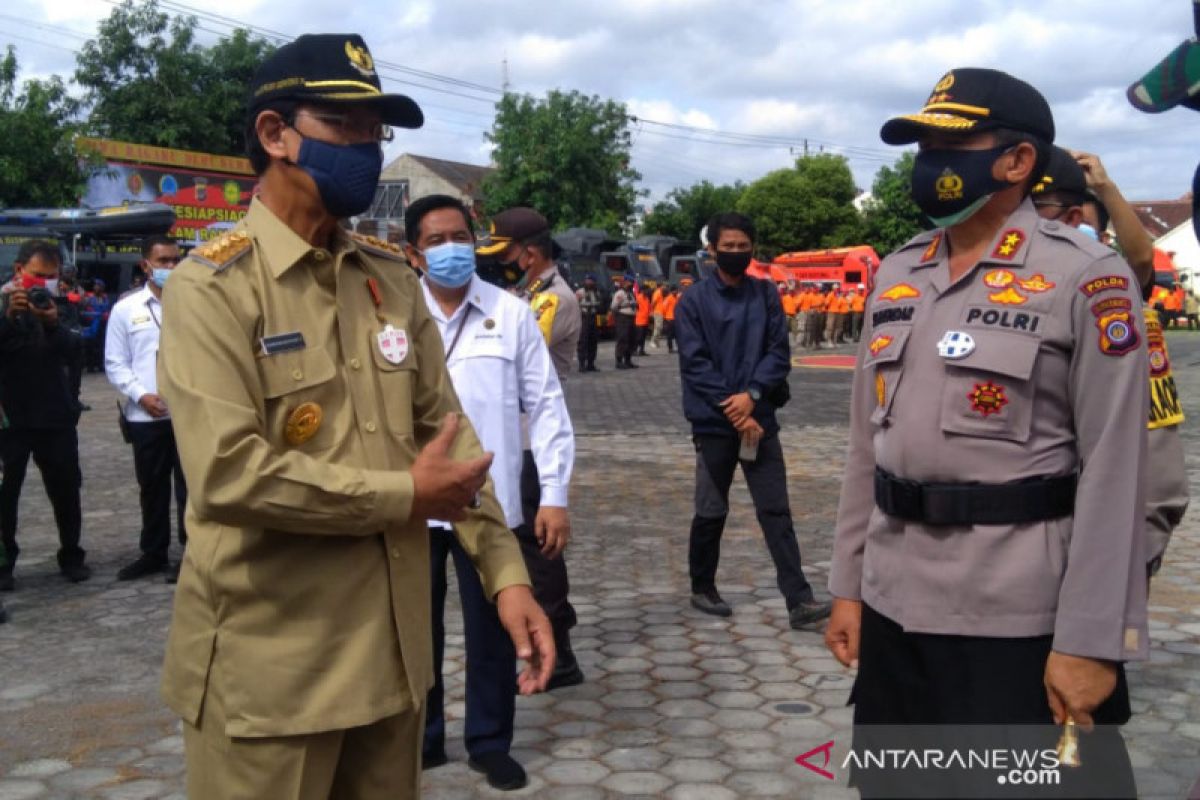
[157,199,529,738]
[526,266,581,378]
[830,200,1149,662]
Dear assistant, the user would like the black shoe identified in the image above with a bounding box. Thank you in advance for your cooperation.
[0,600,7,623]
[468,752,527,791]
[588,364,600,371]
[0,567,12,592]
[615,363,628,369]
[546,656,586,691]
[165,562,181,584]
[61,562,92,583]
[788,598,833,629]
[117,555,167,581]
[690,589,732,617]
[422,749,448,771]
[626,361,639,369]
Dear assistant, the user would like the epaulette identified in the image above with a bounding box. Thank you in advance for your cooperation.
[350,232,406,261]
[1037,219,1113,259]
[894,228,940,253]
[189,230,252,272]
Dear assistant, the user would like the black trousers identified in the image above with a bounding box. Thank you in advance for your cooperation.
[518,451,577,639]
[0,427,84,569]
[127,420,188,562]
[613,314,635,365]
[688,433,812,608]
[425,526,515,758]
[577,312,599,368]
[851,603,1135,799]
[664,319,676,353]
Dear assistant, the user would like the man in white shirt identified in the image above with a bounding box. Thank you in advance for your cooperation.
[405,196,575,792]
[105,235,188,583]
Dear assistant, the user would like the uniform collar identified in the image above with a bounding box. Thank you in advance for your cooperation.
[420,273,493,324]
[911,197,1039,276]
[246,198,351,279]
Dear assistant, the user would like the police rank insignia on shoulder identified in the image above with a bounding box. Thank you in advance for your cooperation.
[190,230,251,271]
[1091,297,1139,356]
[921,233,943,263]
[350,232,405,260]
[991,229,1026,260]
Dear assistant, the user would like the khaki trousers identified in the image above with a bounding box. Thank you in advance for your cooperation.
[184,675,423,800]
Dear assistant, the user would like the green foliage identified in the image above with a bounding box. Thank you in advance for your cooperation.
[483,90,642,231]
[735,153,864,260]
[0,47,91,207]
[75,0,274,156]
[861,152,928,256]
[641,180,746,242]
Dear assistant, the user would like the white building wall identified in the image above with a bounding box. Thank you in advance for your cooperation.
[1156,221,1200,283]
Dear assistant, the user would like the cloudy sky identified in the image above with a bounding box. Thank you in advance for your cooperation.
[5,0,1197,208]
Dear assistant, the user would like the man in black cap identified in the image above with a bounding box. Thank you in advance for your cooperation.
[825,68,1147,796]
[610,272,638,368]
[156,34,553,799]
[478,207,583,689]
[575,272,603,371]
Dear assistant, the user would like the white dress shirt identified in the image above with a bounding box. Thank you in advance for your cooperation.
[105,286,168,422]
[421,274,574,529]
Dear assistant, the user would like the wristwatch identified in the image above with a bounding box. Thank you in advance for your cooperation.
[747,386,762,403]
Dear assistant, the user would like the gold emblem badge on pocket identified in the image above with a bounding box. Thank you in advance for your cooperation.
[285,402,323,445]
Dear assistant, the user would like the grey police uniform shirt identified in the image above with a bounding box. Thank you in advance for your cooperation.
[830,199,1149,663]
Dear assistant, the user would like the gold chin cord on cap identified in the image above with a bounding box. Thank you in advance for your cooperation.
[1056,717,1081,768]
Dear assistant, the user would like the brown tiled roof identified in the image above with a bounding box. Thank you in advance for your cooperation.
[1130,197,1193,238]
[407,155,494,201]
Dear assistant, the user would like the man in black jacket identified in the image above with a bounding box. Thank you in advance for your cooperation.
[0,240,90,590]
[675,212,829,629]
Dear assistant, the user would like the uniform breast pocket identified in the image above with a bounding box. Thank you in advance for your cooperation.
[258,347,339,451]
[862,326,912,427]
[940,332,1040,443]
[371,339,419,437]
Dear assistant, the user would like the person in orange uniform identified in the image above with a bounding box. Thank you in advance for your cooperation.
[662,284,680,353]
[634,283,651,356]
[781,285,800,343]
[849,286,866,342]
[824,288,844,346]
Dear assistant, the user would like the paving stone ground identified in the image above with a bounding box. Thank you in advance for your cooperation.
[1,335,1199,798]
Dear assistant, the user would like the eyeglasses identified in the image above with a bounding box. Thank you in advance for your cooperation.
[292,110,394,144]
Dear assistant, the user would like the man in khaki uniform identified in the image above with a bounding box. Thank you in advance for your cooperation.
[157,34,553,799]
[824,68,1148,796]
[1032,145,1189,581]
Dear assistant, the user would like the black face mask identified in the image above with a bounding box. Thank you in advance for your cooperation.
[716,251,752,276]
[911,145,1012,227]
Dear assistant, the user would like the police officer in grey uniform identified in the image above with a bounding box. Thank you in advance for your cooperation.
[825,68,1147,797]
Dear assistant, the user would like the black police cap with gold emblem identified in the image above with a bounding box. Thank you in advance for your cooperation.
[249,34,423,129]
[476,207,551,256]
[881,67,1054,145]
[1032,146,1088,198]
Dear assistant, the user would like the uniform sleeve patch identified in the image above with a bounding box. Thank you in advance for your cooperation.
[1093,299,1139,356]
[1079,274,1129,297]
[991,229,1026,260]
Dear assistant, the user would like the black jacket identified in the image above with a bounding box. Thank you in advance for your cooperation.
[0,301,83,429]
[675,274,790,437]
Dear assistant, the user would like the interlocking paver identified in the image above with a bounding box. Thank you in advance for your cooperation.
[0,338,1197,797]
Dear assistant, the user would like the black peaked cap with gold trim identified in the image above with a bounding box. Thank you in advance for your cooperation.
[249,33,423,129]
[1032,146,1088,197]
[881,67,1054,145]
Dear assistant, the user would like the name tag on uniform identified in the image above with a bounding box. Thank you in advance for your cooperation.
[131,314,152,326]
[260,331,306,356]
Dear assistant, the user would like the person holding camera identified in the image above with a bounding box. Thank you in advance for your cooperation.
[0,240,90,590]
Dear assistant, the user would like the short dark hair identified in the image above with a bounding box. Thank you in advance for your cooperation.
[141,234,178,259]
[15,239,61,267]
[403,194,473,245]
[245,100,298,176]
[706,211,756,248]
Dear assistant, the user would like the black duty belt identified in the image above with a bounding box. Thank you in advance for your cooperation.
[874,468,1076,526]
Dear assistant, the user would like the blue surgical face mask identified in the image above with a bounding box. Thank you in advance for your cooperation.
[423,242,476,288]
[151,268,172,288]
[293,137,383,218]
[1077,223,1099,241]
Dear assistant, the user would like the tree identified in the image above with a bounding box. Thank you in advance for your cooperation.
[74,0,274,156]
[735,153,863,260]
[483,90,642,232]
[861,152,927,256]
[641,180,746,242]
[0,47,91,207]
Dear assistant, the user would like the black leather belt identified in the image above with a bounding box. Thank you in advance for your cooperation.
[874,468,1076,526]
